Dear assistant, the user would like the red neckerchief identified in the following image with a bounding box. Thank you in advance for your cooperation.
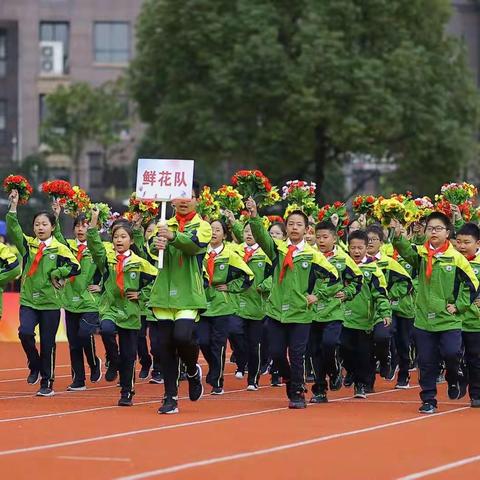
[176,211,196,233]
[27,242,46,277]
[116,253,127,296]
[424,240,450,280]
[70,244,86,283]
[279,245,297,283]
[207,251,217,286]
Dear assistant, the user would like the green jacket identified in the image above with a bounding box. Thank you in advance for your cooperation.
[0,242,21,317]
[249,216,340,324]
[203,242,254,317]
[460,253,480,332]
[148,213,212,312]
[87,227,158,329]
[375,252,415,320]
[232,243,272,320]
[313,247,363,323]
[6,212,80,310]
[343,259,391,331]
[53,226,102,313]
[393,236,479,332]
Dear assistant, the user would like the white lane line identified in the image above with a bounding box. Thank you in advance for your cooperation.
[58,455,132,463]
[0,374,71,384]
[397,454,480,479]
[0,364,70,373]
[0,384,413,424]
[116,407,471,480]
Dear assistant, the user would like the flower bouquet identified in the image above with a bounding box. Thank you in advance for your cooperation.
[231,170,274,207]
[352,195,377,217]
[196,186,220,220]
[267,215,284,224]
[3,174,33,204]
[127,192,159,225]
[64,186,92,218]
[213,185,244,215]
[41,180,74,205]
[413,196,434,219]
[85,202,112,232]
[282,180,318,218]
[373,196,407,228]
[317,201,350,237]
[440,182,477,205]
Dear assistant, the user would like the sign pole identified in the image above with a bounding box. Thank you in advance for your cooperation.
[157,200,167,269]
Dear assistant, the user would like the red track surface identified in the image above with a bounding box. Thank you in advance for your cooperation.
[0,342,478,479]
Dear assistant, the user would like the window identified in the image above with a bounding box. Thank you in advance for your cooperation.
[0,100,6,144]
[94,22,130,64]
[39,94,48,123]
[0,30,6,77]
[88,151,104,188]
[39,21,70,72]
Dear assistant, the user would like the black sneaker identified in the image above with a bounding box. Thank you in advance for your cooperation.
[138,365,151,380]
[288,391,307,409]
[329,371,343,391]
[419,402,436,414]
[364,385,375,394]
[448,381,467,400]
[158,396,178,414]
[260,363,270,375]
[343,372,354,388]
[354,384,367,399]
[310,392,328,404]
[271,373,283,387]
[211,387,224,395]
[90,358,102,383]
[118,392,134,407]
[105,365,118,382]
[36,387,55,397]
[395,374,410,389]
[305,374,315,383]
[471,398,480,408]
[179,371,187,382]
[149,371,164,384]
[187,364,203,402]
[67,381,86,391]
[27,370,40,385]
[380,361,396,381]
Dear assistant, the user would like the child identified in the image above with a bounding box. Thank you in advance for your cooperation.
[453,222,480,408]
[342,230,392,399]
[199,220,254,394]
[148,184,211,414]
[87,208,157,406]
[392,212,479,413]
[311,221,363,403]
[55,213,103,390]
[246,197,340,409]
[231,221,272,390]
[366,225,415,388]
[0,241,21,320]
[6,189,80,396]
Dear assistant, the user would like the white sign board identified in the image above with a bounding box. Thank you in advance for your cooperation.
[136,159,194,201]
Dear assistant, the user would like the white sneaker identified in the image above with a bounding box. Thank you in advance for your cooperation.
[246,384,258,391]
[235,371,244,379]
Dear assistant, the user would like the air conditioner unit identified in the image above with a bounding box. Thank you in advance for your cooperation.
[39,41,64,76]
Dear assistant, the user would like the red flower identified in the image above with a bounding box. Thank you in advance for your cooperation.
[334,201,342,208]
[343,219,350,226]
[366,196,375,204]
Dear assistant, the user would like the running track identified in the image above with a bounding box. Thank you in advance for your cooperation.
[0,342,478,479]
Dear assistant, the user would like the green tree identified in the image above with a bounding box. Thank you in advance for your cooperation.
[129,0,479,199]
[40,81,129,186]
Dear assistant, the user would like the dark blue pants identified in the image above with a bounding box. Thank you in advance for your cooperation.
[137,316,162,373]
[462,332,480,401]
[267,318,311,394]
[392,314,413,377]
[65,311,99,384]
[154,318,199,397]
[100,319,138,395]
[18,306,60,389]
[197,315,230,389]
[242,318,265,385]
[311,320,342,394]
[341,327,372,387]
[414,327,462,406]
[228,316,247,373]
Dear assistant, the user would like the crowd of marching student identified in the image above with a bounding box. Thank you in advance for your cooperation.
[1,176,480,416]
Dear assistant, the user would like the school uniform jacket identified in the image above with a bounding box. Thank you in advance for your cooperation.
[460,252,480,333]
[87,227,158,329]
[148,214,212,312]
[6,212,80,310]
[343,260,391,331]
[393,236,479,332]
[313,246,363,323]
[0,242,21,316]
[202,242,254,317]
[249,216,340,324]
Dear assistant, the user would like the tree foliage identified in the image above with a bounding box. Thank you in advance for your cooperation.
[130,0,479,198]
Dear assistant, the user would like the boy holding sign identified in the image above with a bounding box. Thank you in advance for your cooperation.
[138,160,211,414]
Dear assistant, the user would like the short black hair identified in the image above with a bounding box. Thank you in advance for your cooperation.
[348,230,369,246]
[112,223,134,240]
[426,211,451,231]
[315,221,337,235]
[210,219,232,242]
[33,211,56,227]
[268,221,287,236]
[366,224,384,243]
[192,180,200,199]
[110,217,131,231]
[285,210,309,228]
[457,222,480,241]
[73,214,87,229]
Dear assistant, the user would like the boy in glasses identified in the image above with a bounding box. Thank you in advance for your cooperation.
[392,212,479,414]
